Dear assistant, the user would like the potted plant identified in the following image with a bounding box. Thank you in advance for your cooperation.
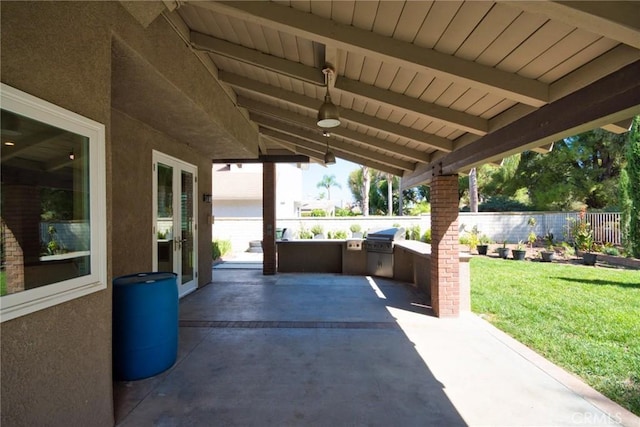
[540,232,555,262]
[350,224,363,238]
[476,234,492,255]
[497,241,509,259]
[311,224,325,239]
[512,241,526,260]
[569,213,597,265]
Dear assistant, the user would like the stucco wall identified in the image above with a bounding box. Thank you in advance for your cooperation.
[1,3,116,426]
[1,1,254,425]
[111,110,213,285]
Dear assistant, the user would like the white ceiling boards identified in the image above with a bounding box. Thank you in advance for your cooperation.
[168,1,640,185]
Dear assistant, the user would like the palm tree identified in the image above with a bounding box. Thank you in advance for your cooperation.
[317,174,341,201]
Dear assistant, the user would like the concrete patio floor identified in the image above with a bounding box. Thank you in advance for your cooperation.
[114,269,638,426]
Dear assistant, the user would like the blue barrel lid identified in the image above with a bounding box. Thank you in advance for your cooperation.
[113,272,177,286]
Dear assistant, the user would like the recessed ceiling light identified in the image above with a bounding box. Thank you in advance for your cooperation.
[4,141,15,146]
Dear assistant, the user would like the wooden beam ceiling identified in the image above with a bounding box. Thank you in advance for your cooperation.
[191,31,487,135]
[403,60,640,188]
[252,114,415,171]
[237,97,431,163]
[219,71,453,153]
[189,1,550,107]
[260,128,404,176]
[502,1,640,50]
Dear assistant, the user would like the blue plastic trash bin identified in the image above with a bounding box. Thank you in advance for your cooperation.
[112,272,178,381]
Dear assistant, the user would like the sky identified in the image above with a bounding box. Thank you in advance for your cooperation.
[301,158,359,204]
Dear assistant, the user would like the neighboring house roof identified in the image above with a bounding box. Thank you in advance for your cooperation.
[296,200,335,212]
[212,165,262,200]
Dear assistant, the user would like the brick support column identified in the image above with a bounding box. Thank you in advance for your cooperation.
[262,162,276,275]
[430,174,460,317]
[2,185,41,294]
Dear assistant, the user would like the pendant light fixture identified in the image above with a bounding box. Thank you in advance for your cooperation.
[317,67,341,128]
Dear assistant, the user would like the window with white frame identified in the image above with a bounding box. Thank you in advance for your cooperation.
[0,83,106,322]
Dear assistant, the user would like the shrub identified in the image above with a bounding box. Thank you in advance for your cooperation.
[602,243,620,256]
[297,226,313,239]
[406,224,421,241]
[478,196,531,212]
[335,207,353,216]
[560,241,575,258]
[422,229,432,243]
[409,201,430,215]
[479,234,493,244]
[566,212,594,251]
[212,239,232,260]
[310,209,327,217]
[460,225,480,250]
[333,230,348,239]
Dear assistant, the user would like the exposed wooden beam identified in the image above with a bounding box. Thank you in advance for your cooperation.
[263,136,326,164]
[192,31,485,135]
[191,1,549,107]
[601,118,634,134]
[502,1,640,49]
[237,97,431,163]
[531,143,554,154]
[190,31,324,86]
[252,114,415,171]
[403,60,640,188]
[212,154,309,164]
[219,71,453,152]
[340,110,453,153]
[261,128,404,176]
[335,77,488,135]
[549,45,640,102]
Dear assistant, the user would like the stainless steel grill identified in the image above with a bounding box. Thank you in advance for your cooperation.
[364,227,405,254]
[364,227,405,278]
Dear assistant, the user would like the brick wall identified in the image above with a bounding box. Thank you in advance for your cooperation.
[430,175,460,317]
[2,185,41,293]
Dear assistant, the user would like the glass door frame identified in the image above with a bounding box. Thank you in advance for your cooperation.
[152,150,198,297]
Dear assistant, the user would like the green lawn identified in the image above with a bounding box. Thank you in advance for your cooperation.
[471,257,640,415]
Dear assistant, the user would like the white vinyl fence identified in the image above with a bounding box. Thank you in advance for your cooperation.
[212,212,621,254]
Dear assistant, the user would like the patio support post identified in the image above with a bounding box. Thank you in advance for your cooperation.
[430,174,460,317]
[262,162,277,275]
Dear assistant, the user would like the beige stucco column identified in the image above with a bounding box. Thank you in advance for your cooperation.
[430,174,461,317]
[262,162,276,275]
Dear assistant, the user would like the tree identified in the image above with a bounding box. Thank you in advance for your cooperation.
[620,116,640,257]
[619,168,632,255]
[316,174,341,201]
[469,167,478,212]
[387,173,393,216]
[511,130,626,210]
[363,166,370,216]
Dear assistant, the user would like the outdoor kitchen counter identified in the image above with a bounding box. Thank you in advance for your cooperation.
[393,240,471,311]
[276,240,344,273]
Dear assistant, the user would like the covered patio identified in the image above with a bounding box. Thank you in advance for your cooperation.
[114,267,636,426]
[1,1,639,425]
